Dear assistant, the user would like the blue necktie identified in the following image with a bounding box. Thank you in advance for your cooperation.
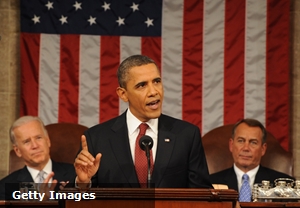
[239,174,252,202]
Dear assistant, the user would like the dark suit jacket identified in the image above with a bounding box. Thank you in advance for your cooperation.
[209,165,294,191]
[0,161,75,200]
[84,112,212,188]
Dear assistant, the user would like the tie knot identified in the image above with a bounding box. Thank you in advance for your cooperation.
[38,170,45,176]
[242,173,249,181]
[37,170,45,182]
[139,123,148,136]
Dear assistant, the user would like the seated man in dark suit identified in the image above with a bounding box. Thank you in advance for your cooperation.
[74,54,213,189]
[210,118,294,202]
[0,116,75,200]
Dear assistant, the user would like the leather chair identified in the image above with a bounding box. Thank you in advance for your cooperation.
[202,124,293,176]
[9,122,88,174]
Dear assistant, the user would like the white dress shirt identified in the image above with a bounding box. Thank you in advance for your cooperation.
[75,109,159,187]
[126,108,158,163]
[234,163,259,192]
[27,158,53,183]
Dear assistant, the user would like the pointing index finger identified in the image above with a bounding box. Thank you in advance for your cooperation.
[81,135,88,151]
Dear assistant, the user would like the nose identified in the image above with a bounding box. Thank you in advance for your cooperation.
[148,83,158,96]
[242,142,250,150]
[31,139,39,148]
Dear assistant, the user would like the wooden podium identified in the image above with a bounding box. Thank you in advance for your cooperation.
[59,188,238,208]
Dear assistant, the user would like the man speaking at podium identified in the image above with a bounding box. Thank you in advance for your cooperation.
[74,55,212,189]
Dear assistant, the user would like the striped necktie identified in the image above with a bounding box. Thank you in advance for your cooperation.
[37,170,45,184]
[239,173,252,202]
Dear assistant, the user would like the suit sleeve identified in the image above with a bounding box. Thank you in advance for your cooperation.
[188,126,213,188]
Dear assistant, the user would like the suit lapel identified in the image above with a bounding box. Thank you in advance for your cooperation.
[110,112,139,187]
[17,166,34,182]
[17,163,68,183]
[151,115,176,187]
[254,166,268,184]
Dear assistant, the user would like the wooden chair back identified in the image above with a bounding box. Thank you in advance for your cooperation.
[202,124,293,176]
[9,122,88,174]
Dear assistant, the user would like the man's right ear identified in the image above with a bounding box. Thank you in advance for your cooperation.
[116,87,128,102]
[13,145,22,158]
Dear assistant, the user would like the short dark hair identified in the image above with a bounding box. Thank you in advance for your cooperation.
[117,55,159,89]
[232,118,267,144]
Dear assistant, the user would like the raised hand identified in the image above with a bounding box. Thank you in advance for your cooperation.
[38,171,57,201]
[74,135,102,185]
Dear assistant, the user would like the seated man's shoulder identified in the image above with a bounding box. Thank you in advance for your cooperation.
[0,170,24,200]
[210,168,232,182]
[259,165,295,180]
[210,167,233,176]
[0,168,25,183]
[211,168,232,176]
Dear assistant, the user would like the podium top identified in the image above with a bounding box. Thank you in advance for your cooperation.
[60,188,238,201]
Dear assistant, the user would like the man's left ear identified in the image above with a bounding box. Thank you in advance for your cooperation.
[229,138,234,153]
[261,143,267,156]
[47,137,51,148]
[116,87,128,102]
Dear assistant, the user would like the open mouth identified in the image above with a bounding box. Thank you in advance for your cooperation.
[147,100,159,106]
[146,100,160,110]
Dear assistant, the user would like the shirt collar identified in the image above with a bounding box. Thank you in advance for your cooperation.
[126,108,158,136]
[234,163,259,185]
[27,158,52,180]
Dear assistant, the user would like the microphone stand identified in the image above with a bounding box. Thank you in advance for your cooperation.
[140,136,153,189]
[144,145,151,188]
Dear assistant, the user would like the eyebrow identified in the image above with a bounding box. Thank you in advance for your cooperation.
[22,138,31,143]
[236,137,259,142]
[135,81,147,88]
[153,77,161,82]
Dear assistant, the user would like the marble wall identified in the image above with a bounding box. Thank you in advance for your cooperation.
[0,0,20,178]
[291,0,300,179]
[0,0,300,180]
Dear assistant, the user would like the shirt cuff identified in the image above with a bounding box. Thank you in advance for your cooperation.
[74,176,92,189]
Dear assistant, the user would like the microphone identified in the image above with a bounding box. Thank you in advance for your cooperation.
[139,135,154,156]
[139,135,153,188]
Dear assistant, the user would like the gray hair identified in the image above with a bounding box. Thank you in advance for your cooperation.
[117,55,159,89]
[232,118,267,144]
[10,116,48,145]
